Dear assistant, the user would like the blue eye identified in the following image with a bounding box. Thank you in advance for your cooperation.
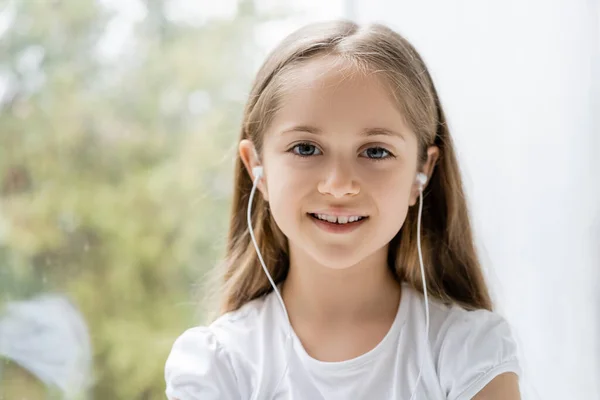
[291,143,321,157]
[362,147,393,160]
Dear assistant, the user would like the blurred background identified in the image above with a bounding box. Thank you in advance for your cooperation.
[0,0,598,399]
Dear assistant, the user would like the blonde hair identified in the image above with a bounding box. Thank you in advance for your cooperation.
[210,20,492,317]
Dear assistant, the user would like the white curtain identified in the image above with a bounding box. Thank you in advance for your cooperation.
[346,1,600,399]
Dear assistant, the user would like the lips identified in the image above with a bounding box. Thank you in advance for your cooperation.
[308,213,367,225]
[307,212,369,233]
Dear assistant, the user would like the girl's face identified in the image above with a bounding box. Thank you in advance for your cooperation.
[242,56,436,270]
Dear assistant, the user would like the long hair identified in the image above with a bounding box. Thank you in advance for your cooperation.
[210,20,492,317]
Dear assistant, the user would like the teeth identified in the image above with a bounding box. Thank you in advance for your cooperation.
[314,214,364,224]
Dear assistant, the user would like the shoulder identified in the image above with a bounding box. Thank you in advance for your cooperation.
[164,325,238,400]
[164,296,274,400]
[426,295,521,400]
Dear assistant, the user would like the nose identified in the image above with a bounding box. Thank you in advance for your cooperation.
[317,159,360,198]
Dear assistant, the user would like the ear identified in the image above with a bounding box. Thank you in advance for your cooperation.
[239,139,269,201]
[409,146,439,206]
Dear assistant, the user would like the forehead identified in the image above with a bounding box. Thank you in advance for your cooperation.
[268,56,412,136]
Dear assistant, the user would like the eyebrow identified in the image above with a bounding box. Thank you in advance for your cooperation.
[281,125,406,140]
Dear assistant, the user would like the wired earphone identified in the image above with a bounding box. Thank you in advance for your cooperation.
[248,164,430,399]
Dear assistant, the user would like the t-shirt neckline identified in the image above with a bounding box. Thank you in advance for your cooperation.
[273,282,411,373]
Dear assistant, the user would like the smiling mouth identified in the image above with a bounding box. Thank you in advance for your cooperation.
[308,213,369,225]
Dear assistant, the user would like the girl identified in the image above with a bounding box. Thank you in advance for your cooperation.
[165,20,521,399]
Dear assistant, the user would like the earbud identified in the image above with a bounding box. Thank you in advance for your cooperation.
[252,166,263,180]
[416,172,427,190]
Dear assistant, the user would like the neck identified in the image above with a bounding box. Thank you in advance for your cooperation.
[281,245,402,325]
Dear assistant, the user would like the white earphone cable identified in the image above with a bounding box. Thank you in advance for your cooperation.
[247,172,293,398]
[247,173,291,329]
[408,182,429,400]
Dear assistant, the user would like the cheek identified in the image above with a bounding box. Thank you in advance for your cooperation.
[370,174,413,225]
[265,165,305,201]
[263,168,307,229]
[370,168,413,200]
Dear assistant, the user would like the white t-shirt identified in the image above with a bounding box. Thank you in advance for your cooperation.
[165,283,521,400]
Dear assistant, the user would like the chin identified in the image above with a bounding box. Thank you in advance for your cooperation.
[310,244,372,270]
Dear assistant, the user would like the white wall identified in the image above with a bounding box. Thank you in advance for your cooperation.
[347,1,600,399]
